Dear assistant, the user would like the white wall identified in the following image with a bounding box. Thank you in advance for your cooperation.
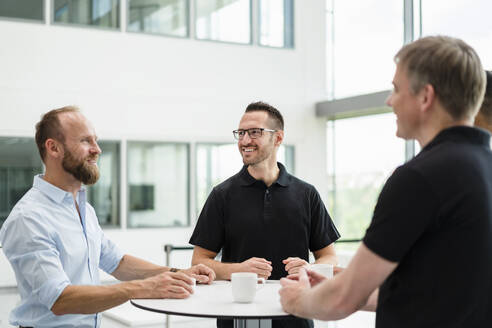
[0,1,329,286]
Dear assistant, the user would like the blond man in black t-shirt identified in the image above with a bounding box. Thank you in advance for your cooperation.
[279,36,492,328]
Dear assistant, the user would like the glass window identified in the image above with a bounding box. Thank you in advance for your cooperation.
[258,0,293,48]
[0,138,43,229]
[195,143,294,215]
[127,142,189,228]
[326,0,403,98]
[127,0,188,37]
[327,113,405,249]
[0,0,44,21]
[195,0,251,44]
[53,0,120,28]
[87,141,120,227]
[420,0,492,70]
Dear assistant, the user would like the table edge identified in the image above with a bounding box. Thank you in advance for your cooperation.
[130,300,294,320]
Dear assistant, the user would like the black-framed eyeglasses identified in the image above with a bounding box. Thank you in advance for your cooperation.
[232,128,277,140]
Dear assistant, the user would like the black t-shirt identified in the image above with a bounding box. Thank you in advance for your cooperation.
[190,162,339,279]
[363,126,492,328]
[189,163,340,328]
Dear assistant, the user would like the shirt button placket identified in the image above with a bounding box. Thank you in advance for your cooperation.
[264,188,272,220]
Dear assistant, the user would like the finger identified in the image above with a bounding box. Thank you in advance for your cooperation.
[288,266,302,275]
[193,274,211,284]
[285,260,306,271]
[171,278,194,293]
[167,287,191,299]
[253,262,273,271]
[255,269,272,278]
[284,260,300,271]
[169,285,191,294]
[172,272,194,285]
[306,269,326,281]
[252,257,272,264]
[298,268,310,285]
[201,265,216,281]
[286,273,299,280]
[334,266,344,275]
[282,257,297,264]
[196,264,214,277]
[280,277,296,287]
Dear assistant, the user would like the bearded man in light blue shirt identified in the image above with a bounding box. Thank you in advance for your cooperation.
[0,106,215,328]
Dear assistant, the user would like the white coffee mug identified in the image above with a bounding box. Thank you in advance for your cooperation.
[310,263,334,278]
[231,272,265,303]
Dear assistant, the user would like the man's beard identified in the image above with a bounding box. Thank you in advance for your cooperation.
[62,147,100,185]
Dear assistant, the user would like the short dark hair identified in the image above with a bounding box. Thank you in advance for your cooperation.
[245,101,284,130]
[35,106,79,162]
[479,71,492,124]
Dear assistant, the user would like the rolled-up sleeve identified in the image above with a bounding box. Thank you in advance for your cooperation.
[99,231,124,274]
[1,214,71,310]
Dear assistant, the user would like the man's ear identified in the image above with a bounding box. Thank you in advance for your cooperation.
[45,138,63,159]
[419,84,436,113]
[275,130,284,146]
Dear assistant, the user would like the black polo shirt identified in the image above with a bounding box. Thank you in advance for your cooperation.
[190,162,340,280]
[363,126,492,328]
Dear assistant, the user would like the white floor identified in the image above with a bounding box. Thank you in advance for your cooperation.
[0,289,375,328]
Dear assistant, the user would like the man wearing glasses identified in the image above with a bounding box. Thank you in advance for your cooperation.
[189,101,340,328]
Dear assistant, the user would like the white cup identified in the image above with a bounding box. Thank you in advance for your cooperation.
[310,263,334,278]
[231,272,265,303]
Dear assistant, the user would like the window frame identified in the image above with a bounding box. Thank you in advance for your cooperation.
[126,0,190,38]
[257,0,294,49]
[193,0,253,45]
[51,0,121,31]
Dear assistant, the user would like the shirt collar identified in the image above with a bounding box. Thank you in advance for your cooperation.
[33,174,86,204]
[239,162,291,187]
[422,126,491,152]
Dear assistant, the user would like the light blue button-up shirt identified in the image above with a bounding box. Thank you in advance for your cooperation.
[0,175,124,328]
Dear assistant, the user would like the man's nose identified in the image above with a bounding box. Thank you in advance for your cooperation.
[91,141,102,155]
[241,132,252,144]
[385,93,392,107]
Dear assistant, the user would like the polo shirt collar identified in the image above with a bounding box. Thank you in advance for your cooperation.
[239,162,291,187]
[423,126,491,152]
[33,174,86,204]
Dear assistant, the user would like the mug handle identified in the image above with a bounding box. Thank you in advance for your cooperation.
[257,278,266,290]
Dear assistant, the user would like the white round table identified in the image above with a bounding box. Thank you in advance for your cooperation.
[131,280,292,328]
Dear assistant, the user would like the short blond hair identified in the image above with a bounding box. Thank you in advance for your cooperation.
[395,36,486,120]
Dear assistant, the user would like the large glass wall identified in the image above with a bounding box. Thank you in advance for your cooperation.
[258,0,294,48]
[127,0,188,37]
[195,0,251,44]
[0,138,43,229]
[127,142,189,228]
[87,141,120,227]
[53,0,120,28]
[326,113,405,249]
[326,0,403,99]
[420,0,492,70]
[0,0,44,21]
[0,138,120,229]
[195,143,294,215]
[1,0,294,49]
